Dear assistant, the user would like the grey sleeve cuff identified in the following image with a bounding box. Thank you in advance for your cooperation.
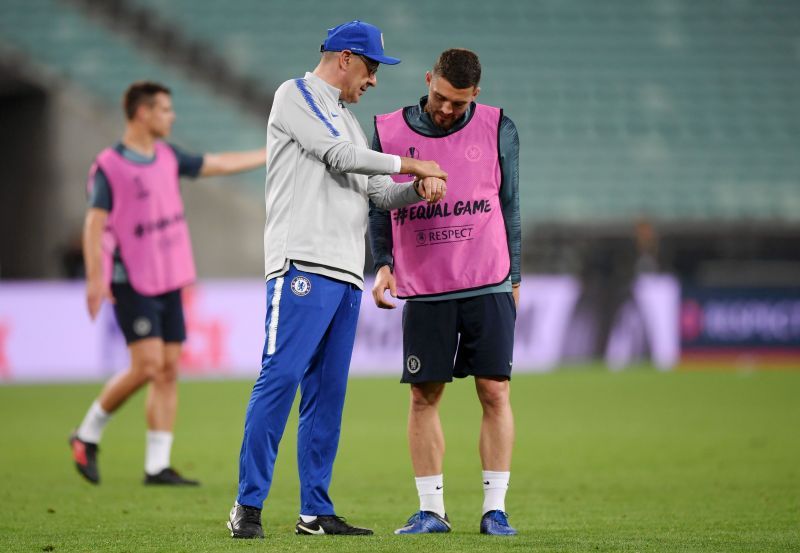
[325,142,399,175]
[368,177,419,210]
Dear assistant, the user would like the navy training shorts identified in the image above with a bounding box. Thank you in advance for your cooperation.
[110,282,186,344]
[401,292,516,383]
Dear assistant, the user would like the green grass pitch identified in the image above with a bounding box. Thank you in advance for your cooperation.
[0,368,798,552]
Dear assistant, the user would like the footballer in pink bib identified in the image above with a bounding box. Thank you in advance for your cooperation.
[376,103,510,297]
[89,141,196,296]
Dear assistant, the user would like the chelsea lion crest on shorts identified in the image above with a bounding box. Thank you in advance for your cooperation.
[406,355,421,374]
[133,317,152,337]
[290,275,311,296]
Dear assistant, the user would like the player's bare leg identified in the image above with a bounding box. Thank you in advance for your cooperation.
[395,382,451,533]
[408,382,446,475]
[145,341,179,431]
[71,337,163,484]
[475,376,517,535]
[142,341,197,485]
[475,377,514,471]
[97,337,163,413]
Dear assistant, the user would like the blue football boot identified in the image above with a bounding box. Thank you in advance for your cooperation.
[394,510,451,534]
[480,510,517,535]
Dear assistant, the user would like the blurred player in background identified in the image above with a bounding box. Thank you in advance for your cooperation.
[369,48,521,535]
[69,81,266,486]
[227,20,447,539]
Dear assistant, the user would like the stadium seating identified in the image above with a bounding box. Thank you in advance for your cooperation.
[126,0,800,222]
[3,0,799,220]
[0,0,265,189]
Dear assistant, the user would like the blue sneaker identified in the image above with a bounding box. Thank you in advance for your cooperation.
[394,511,451,534]
[480,510,517,535]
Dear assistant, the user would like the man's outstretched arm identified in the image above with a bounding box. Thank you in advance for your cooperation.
[200,148,267,177]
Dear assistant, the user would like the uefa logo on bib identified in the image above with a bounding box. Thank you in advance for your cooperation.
[290,275,311,296]
[465,145,482,162]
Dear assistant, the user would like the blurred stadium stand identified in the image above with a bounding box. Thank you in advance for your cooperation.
[0,0,268,278]
[0,0,264,156]
[1,0,798,283]
[127,0,800,223]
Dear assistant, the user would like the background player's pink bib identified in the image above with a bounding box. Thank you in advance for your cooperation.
[88,141,196,295]
[376,103,510,298]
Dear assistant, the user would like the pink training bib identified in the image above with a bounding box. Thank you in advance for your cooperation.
[375,103,510,298]
[88,141,196,295]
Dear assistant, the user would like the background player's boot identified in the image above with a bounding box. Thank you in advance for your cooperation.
[394,511,451,534]
[480,510,517,535]
[295,515,373,535]
[143,467,200,486]
[227,502,264,539]
[69,432,99,484]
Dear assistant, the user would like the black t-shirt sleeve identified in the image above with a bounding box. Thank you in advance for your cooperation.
[88,167,113,211]
[168,143,205,178]
[498,115,521,284]
[368,124,394,271]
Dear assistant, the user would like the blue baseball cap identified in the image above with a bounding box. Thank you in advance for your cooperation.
[320,20,401,65]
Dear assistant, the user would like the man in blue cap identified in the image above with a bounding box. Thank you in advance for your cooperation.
[227,20,447,538]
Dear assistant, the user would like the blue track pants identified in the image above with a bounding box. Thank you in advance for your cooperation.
[236,265,361,514]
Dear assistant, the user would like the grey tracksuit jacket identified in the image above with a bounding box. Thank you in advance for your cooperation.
[263,72,420,288]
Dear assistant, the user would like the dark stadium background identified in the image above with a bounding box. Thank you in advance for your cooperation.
[2,0,799,372]
[0,2,798,551]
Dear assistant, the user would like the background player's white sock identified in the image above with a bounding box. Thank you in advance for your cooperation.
[145,430,173,475]
[416,474,445,518]
[76,400,111,443]
[482,470,510,515]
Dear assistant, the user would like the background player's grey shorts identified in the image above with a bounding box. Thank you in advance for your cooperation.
[401,292,516,383]
[111,282,186,344]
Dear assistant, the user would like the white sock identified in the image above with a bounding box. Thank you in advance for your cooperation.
[145,430,173,475]
[76,400,111,444]
[416,474,445,518]
[299,515,317,523]
[482,470,510,515]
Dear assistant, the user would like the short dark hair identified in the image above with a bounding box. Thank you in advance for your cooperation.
[432,49,481,89]
[123,81,171,120]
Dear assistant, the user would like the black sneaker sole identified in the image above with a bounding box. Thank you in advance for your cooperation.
[295,526,373,536]
[143,479,200,486]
